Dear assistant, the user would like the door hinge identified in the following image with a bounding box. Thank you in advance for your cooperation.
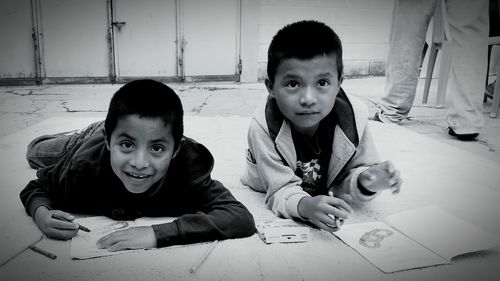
[237,59,242,74]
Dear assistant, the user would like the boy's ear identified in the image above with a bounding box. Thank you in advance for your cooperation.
[172,146,180,159]
[264,79,275,98]
[336,74,344,93]
[172,138,185,159]
[104,130,110,150]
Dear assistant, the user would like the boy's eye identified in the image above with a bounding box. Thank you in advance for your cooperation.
[285,80,300,88]
[151,145,165,153]
[120,141,134,151]
[317,79,331,87]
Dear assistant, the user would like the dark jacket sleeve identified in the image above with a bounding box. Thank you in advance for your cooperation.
[20,135,102,217]
[151,139,256,247]
[20,158,73,217]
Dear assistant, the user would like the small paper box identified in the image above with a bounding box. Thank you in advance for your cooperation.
[256,219,310,244]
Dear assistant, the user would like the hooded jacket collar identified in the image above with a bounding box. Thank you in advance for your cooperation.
[264,87,359,147]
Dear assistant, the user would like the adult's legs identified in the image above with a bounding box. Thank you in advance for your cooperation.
[376,0,436,124]
[26,121,104,169]
[444,0,489,135]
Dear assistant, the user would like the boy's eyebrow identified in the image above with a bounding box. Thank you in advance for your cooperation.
[118,132,135,140]
[281,73,300,79]
[117,133,169,143]
[149,137,170,144]
[316,72,336,77]
[281,72,335,80]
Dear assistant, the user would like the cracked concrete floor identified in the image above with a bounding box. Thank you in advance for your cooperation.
[1,77,500,165]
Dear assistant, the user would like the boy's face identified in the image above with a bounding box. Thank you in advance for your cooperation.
[266,54,341,137]
[106,114,177,194]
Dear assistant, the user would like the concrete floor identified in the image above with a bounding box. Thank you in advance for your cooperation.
[1,76,500,164]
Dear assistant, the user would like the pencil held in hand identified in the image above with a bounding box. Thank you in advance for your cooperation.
[328,191,345,228]
[51,214,91,232]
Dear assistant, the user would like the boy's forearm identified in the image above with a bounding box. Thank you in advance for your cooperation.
[29,198,53,218]
[357,176,377,195]
[152,206,255,248]
[153,181,255,248]
[20,180,54,217]
[151,221,181,248]
[338,166,378,203]
[336,121,381,202]
[284,193,309,220]
[297,196,312,221]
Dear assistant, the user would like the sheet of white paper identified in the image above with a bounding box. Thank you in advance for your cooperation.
[334,221,450,273]
[71,216,175,260]
[385,205,500,261]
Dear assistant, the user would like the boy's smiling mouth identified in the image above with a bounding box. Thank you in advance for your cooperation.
[124,171,151,179]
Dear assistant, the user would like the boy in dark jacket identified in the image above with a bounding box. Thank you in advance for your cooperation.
[20,79,255,251]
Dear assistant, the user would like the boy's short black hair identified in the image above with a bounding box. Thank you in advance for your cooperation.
[267,20,343,83]
[104,79,184,148]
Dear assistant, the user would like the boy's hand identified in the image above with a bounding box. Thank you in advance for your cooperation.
[297,195,352,232]
[33,206,79,240]
[359,161,402,194]
[96,226,157,252]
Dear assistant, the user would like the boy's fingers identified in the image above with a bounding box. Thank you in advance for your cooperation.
[108,242,130,252]
[327,197,353,215]
[61,229,79,240]
[389,169,401,186]
[52,210,75,221]
[327,214,338,228]
[391,170,403,190]
[316,219,340,232]
[51,217,79,230]
[393,169,400,180]
[47,228,78,240]
[392,178,403,194]
[384,161,395,174]
[324,205,349,220]
[97,232,116,247]
[97,229,127,248]
[337,193,352,204]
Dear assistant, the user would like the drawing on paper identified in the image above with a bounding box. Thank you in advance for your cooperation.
[71,216,177,259]
[359,228,393,248]
[80,221,129,242]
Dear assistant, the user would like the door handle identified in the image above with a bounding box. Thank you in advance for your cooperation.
[112,21,126,30]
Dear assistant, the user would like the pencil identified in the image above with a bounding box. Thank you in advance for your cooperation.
[51,214,91,232]
[29,245,57,260]
[189,240,218,273]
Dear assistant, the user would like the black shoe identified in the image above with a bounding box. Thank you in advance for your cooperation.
[448,127,479,141]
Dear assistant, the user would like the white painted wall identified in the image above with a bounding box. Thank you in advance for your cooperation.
[0,0,36,79]
[1,0,395,83]
[240,1,260,82]
[256,0,394,78]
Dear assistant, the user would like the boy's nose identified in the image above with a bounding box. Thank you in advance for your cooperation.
[130,150,149,169]
[299,87,317,106]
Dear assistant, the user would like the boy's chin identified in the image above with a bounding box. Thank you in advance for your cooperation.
[122,182,153,194]
[118,172,165,194]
